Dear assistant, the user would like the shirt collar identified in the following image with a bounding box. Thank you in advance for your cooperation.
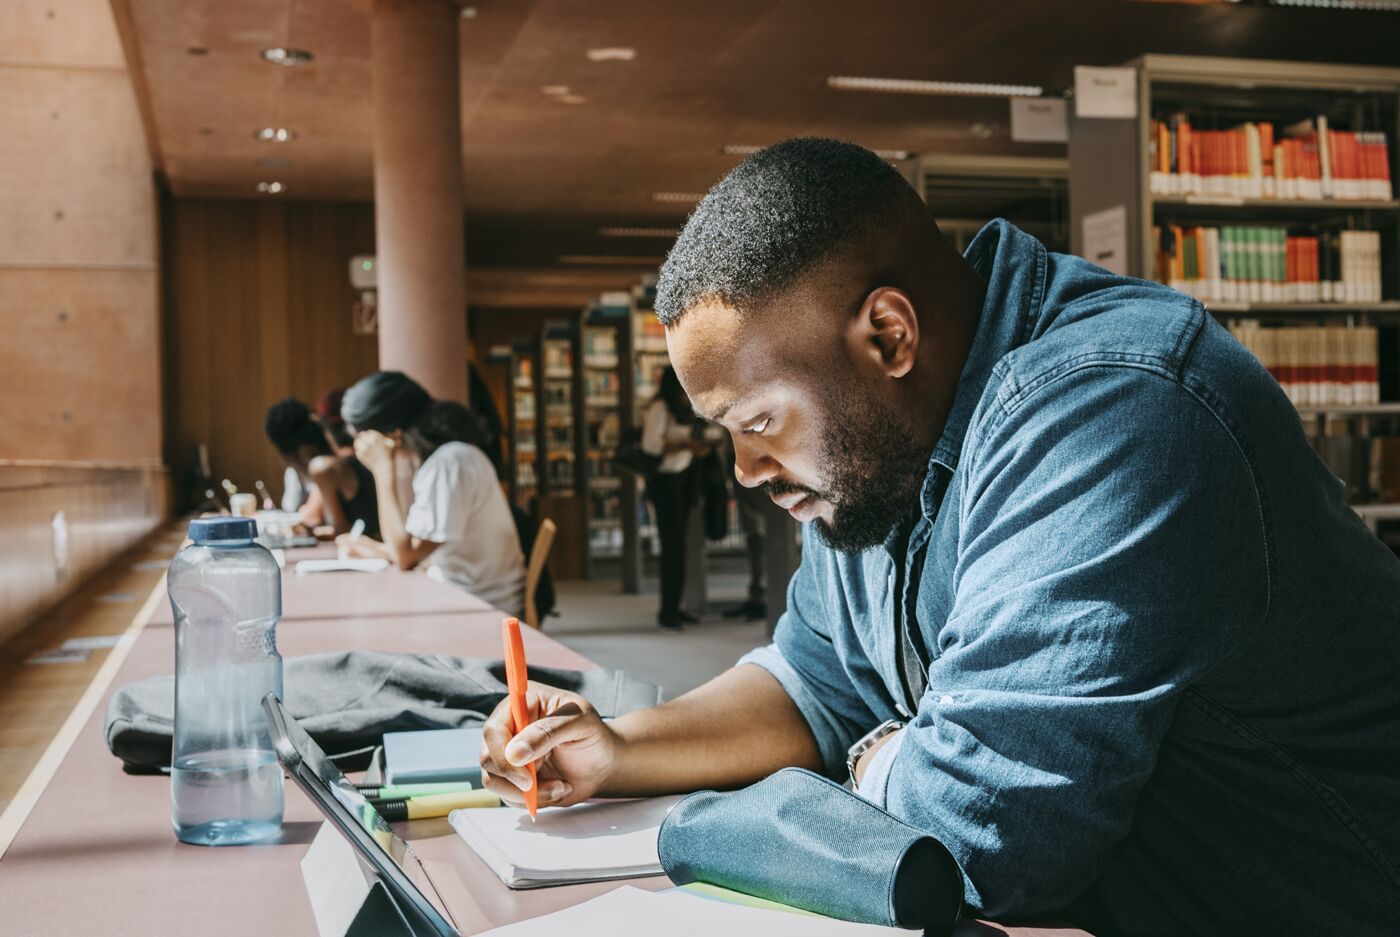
[921,219,1048,518]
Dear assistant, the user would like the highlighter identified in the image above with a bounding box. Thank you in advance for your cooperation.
[502,616,538,819]
[371,788,503,822]
[355,781,474,799]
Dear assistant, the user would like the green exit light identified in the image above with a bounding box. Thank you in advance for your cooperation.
[361,260,373,271]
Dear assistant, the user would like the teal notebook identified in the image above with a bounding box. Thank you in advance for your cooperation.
[382,727,485,786]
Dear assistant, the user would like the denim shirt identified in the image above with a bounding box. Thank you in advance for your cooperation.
[739,220,1400,933]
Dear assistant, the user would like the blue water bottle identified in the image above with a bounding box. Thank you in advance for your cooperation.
[168,516,284,845]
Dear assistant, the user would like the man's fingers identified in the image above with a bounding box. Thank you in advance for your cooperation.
[504,712,593,766]
[480,768,530,806]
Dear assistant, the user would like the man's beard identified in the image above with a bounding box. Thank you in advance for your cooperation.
[764,385,934,554]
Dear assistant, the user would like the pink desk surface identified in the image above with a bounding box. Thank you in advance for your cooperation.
[149,550,492,625]
[0,549,1089,936]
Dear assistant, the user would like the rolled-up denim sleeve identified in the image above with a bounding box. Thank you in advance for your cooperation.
[738,542,881,777]
[883,365,1269,917]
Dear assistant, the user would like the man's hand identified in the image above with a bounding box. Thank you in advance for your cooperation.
[353,430,397,478]
[853,728,902,787]
[480,682,620,809]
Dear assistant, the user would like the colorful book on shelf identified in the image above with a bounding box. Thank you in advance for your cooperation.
[1229,322,1379,407]
[1149,117,1391,202]
[1154,224,1381,306]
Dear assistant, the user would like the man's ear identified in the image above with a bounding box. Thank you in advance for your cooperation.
[849,287,919,379]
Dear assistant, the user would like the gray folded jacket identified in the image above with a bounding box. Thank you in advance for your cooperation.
[104,650,661,774]
[659,767,965,933]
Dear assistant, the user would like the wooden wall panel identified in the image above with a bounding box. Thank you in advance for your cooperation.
[0,464,169,648]
[0,66,157,269]
[0,0,167,648]
[161,198,379,505]
[0,270,161,463]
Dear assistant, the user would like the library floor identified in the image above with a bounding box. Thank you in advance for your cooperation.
[545,563,772,700]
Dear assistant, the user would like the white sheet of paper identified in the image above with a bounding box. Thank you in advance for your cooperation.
[293,558,389,575]
[476,886,914,937]
[1073,66,1137,118]
[1081,204,1129,275]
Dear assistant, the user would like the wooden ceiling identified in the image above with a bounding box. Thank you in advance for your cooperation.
[112,0,1400,302]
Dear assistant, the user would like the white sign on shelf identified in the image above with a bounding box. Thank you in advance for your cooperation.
[1010,97,1067,143]
[1073,66,1137,119]
[1081,204,1129,276]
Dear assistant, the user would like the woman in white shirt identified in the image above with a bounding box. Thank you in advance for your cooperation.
[641,367,713,630]
[337,371,526,617]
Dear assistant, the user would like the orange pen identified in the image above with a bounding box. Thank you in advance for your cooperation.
[501,616,538,818]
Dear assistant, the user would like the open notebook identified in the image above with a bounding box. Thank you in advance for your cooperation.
[447,796,682,889]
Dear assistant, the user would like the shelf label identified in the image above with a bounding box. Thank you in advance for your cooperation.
[1081,204,1129,275]
[1073,66,1137,119]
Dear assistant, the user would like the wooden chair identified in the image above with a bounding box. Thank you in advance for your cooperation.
[523,518,557,629]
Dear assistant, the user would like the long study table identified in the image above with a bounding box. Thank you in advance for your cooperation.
[0,542,1088,936]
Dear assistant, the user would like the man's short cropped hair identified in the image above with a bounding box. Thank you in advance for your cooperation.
[654,138,925,326]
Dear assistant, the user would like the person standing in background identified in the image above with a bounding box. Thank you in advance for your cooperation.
[338,371,526,617]
[641,367,712,630]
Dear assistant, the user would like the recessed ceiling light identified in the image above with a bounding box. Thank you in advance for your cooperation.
[460,6,477,17]
[651,192,703,204]
[722,143,911,160]
[555,94,588,105]
[558,254,664,266]
[587,47,636,62]
[261,47,313,66]
[541,85,571,96]
[969,122,997,139]
[599,227,680,238]
[255,127,296,143]
[827,76,1042,97]
[256,181,285,194]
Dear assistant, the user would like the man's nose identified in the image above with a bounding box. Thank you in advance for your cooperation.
[733,440,779,489]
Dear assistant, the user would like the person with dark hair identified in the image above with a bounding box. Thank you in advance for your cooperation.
[639,367,715,630]
[339,371,524,615]
[316,388,356,456]
[263,397,379,537]
[479,139,1400,934]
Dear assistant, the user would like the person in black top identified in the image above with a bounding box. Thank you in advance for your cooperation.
[264,397,380,538]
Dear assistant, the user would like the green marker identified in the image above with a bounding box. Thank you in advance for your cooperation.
[354,781,475,799]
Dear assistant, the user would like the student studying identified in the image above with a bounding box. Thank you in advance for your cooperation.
[479,139,1400,935]
[337,371,527,617]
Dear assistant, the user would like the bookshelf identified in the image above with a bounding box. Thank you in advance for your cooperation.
[537,317,588,579]
[918,154,1069,253]
[1070,55,1400,536]
[581,293,633,578]
[505,338,539,509]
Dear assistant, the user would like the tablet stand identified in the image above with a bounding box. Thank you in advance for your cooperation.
[301,820,432,937]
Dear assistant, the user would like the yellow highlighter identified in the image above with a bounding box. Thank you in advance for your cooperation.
[372,788,502,822]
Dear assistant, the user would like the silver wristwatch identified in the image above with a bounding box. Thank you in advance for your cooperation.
[846,719,905,787]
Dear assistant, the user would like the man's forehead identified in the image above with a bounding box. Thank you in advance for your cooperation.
[665,300,789,420]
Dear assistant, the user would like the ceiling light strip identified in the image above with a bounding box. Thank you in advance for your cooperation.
[827,76,1042,97]
[599,227,679,238]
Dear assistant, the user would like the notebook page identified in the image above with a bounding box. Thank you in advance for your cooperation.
[448,796,682,879]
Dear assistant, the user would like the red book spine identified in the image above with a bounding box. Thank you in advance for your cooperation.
[1260,122,1275,180]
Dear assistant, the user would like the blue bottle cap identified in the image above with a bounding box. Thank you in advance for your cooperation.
[188,517,257,544]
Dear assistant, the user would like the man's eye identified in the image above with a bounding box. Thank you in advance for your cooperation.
[747,417,770,435]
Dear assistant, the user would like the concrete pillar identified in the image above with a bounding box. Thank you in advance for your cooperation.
[370,0,468,403]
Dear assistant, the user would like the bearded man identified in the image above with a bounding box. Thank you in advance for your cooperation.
[480,139,1400,935]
